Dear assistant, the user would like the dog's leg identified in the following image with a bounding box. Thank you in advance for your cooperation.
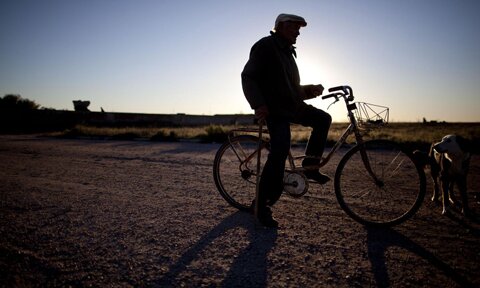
[431,176,440,202]
[441,176,450,215]
[428,144,441,203]
[448,181,457,205]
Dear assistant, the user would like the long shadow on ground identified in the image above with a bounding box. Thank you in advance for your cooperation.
[367,227,475,288]
[153,211,277,287]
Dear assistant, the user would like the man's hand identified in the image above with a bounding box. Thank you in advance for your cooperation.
[311,84,324,97]
[255,105,269,123]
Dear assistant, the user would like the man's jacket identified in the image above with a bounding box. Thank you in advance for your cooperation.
[241,32,317,119]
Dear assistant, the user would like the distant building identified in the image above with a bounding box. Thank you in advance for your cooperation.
[73,100,90,112]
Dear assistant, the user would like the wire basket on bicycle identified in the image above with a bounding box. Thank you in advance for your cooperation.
[354,102,389,130]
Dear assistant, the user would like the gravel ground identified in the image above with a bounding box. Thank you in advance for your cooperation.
[0,135,479,287]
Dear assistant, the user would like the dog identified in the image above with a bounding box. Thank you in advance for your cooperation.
[414,135,472,216]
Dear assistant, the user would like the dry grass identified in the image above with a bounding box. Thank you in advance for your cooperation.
[52,122,480,152]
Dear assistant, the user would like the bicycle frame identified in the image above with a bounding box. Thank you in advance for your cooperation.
[228,85,381,182]
[287,123,355,170]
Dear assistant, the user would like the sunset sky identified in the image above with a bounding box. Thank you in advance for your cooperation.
[1,0,479,122]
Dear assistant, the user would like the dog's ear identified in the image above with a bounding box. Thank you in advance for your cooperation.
[456,135,472,153]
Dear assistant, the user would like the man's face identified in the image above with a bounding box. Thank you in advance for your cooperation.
[276,21,302,44]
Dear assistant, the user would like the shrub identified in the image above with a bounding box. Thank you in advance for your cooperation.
[0,94,39,112]
[151,130,178,142]
[199,125,228,143]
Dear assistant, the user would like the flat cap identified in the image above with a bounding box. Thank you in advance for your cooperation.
[274,13,307,29]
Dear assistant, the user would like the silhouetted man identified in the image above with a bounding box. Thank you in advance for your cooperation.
[242,13,332,227]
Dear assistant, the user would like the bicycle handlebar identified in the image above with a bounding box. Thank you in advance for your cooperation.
[328,85,349,93]
[321,85,354,102]
[321,93,338,100]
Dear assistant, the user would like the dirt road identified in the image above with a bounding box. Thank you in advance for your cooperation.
[1,135,479,287]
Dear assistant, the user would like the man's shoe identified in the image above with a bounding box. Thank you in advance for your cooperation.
[258,214,279,228]
[304,170,331,184]
[251,202,278,228]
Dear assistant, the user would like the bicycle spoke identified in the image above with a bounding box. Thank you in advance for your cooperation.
[350,186,374,199]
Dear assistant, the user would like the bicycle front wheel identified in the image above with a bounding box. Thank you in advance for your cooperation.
[335,140,426,227]
[213,135,269,211]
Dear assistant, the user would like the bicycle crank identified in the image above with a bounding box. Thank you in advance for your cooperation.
[283,171,309,197]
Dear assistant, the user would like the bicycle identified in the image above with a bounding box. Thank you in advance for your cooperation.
[213,85,426,227]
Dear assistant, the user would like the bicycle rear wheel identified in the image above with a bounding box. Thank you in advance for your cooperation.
[213,135,269,211]
[334,140,426,227]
